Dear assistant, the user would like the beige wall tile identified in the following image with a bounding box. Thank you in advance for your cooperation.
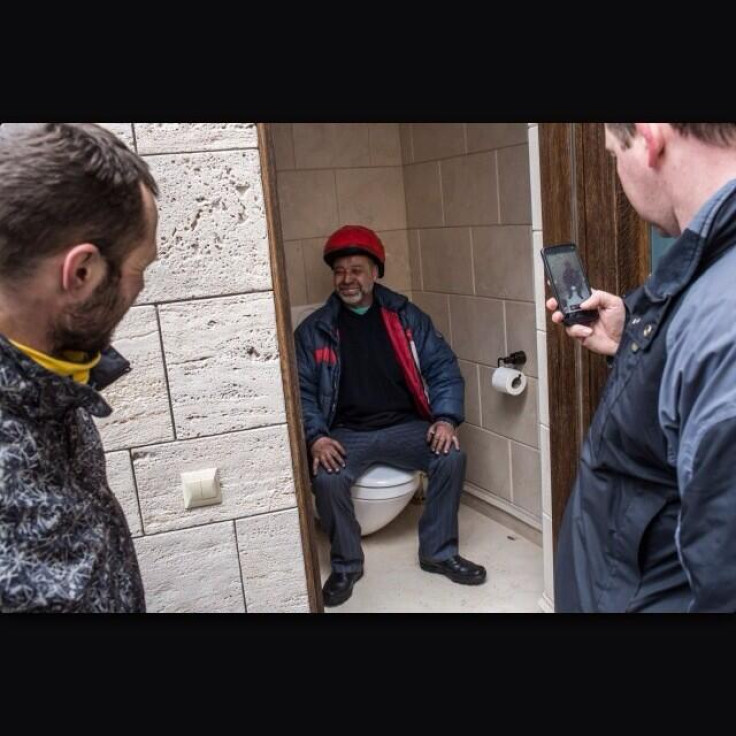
[459,424,511,500]
[466,123,528,152]
[105,451,143,537]
[158,294,286,439]
[505,301,538,377]
[134,522,245,613]
[536,329,549,426]
[480,367,539,447]
[540,425,552,518]
[132,425,296,535]
[283,240,307,307]
[139,150,271,304]
[292,123,371,169]
[96,306,173,452]
[332,124,372,168]
[399,123,414,164]
[276,169,339,241]
[270,123,295,170]
[419,227,474,295]
[498,144,532,225]
[543,513,554,603]
[378,230,411,295]
[458,360,481,427]
[408,229,423,291]
[369,124,402,166]
[533,230,548,328]
[527,125,543,230]
[448,295,505,365]
[473,225,534,301]
[303,236,336,306]
[336,167,406,231]
[237,509,310,613]
[511,442,542,519]
[412,292,451,342]
[292,123,332,169]
[441,152,499,226]
[404,161,444,228]
[135,123,257,154]
[411,123,466,162]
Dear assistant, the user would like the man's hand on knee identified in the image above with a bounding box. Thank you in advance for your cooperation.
[310,436,347,475]
[427,421,459,455]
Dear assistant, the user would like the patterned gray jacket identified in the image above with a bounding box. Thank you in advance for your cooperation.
[0,337,145,612]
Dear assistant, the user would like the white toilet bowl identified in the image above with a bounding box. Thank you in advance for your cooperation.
[312,464,421,536]
[351,465,421,536]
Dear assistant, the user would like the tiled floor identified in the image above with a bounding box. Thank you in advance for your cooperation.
[316,499,544,613]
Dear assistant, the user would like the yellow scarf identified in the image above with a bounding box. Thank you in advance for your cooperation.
[9,340,101,384]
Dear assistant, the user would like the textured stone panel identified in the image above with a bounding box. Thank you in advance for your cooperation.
[105,451,143,537]
[135,123,257,154]
[158,294,286,438]
[236,509,309,613]
[134,522,245,613]
[138,150,271,303]
[95,306,174,452]
[132,425,296,534]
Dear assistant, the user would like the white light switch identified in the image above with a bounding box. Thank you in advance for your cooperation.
[181,468,221,509]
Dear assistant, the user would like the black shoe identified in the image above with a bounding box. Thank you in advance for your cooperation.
[322,570,364,607]
[419,555,487,585]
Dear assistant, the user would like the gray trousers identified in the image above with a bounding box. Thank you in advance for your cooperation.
[312,419,467,573]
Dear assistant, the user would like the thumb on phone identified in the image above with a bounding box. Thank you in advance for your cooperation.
[580,289,615,312]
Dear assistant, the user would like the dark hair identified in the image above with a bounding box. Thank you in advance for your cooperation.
[0,123,158,282]
[607,123,736,149]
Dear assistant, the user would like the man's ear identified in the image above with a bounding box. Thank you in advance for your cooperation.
[60,243,105,296]
[635,123,667,168]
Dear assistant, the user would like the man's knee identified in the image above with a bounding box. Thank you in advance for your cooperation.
[430,447,467,475]
[312,469,354,497]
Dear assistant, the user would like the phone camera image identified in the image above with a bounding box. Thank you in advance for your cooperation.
[549,255,590,309]
[541,243,598,325]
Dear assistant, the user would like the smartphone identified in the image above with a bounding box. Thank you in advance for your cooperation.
[540,243,598,326]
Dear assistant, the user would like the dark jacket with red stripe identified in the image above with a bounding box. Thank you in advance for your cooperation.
[295,284,464,447]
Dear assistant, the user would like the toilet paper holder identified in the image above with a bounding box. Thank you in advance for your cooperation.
[497,351,527,368]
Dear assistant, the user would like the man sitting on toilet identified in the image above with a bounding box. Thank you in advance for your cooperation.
[295,224,487,607]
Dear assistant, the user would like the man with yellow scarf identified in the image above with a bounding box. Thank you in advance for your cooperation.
[0,123,159,612]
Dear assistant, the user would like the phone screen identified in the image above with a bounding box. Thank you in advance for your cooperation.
[544,247,591,311]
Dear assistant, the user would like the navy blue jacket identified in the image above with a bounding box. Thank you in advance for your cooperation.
[295,284,464,447]
[556,180,736,612]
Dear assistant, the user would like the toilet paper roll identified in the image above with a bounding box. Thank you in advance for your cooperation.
[492,367,527,396]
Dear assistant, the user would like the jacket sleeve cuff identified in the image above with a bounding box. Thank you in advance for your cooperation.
[433,416,458,429]
[307,432,329,448]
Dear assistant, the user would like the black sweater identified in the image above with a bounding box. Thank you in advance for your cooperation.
[332,302,419,431]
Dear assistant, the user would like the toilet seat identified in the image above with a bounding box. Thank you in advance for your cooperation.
[351,465,420,500]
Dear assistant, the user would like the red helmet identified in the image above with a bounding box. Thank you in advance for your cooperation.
[323,225,385,278]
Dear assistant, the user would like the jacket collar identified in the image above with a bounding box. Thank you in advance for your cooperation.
[314,283,409,333]
[0,335,112,420]
[646,178,736,302]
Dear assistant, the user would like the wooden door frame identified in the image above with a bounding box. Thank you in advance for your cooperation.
[538,123,649,559]
[257,124,323,613]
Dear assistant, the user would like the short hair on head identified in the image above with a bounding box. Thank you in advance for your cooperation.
[0,123,159,283]
[606,122,736,149]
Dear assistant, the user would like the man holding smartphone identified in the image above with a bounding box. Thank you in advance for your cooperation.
[547,123,736,612]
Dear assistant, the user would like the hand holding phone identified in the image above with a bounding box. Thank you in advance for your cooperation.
[540,243,598,326]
